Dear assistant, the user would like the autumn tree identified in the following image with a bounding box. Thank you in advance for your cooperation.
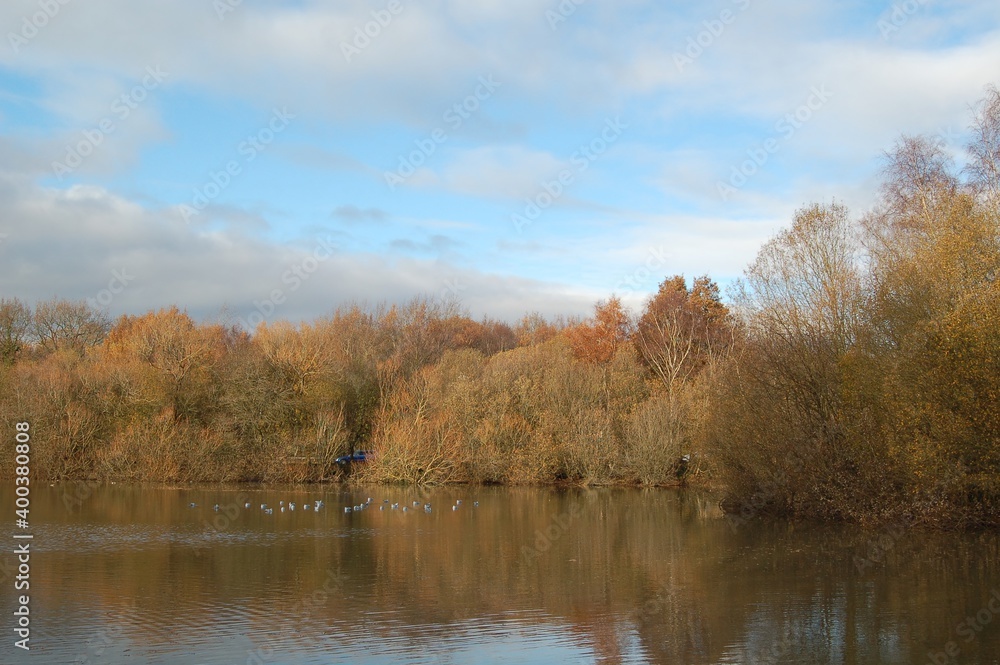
[377,297,469,376]
[862,119,1000,511]
[711,87,1000,524]
[104,307,226,423]
[254,321,333,401]
[32,298,110,355]
[451,317,517,356]
[0,298,32,364]
[965,84,1000,203]
[514,313,561,347]
[565,297,631,364]
[633,275,732,391]
[708,202,872,520]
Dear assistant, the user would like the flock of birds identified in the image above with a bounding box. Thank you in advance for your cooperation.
[344,498,479,514]
[188,497,478,515]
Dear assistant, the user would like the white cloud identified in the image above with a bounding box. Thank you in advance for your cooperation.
[0,176,594,322]
[2,0,999,327]
[429,145,567,200]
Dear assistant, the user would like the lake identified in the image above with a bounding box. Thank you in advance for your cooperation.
[2,483,1000,664]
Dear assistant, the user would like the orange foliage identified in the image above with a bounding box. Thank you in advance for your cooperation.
[565,297,631,363]
[633,275,732,390]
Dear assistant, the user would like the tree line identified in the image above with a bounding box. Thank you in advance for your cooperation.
[1,86,998,527]
[0,285,724,489]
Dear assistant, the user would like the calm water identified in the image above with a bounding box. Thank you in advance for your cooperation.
[2,483,1000,664]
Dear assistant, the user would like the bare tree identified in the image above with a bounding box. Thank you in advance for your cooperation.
[32,298,110,355]
[633,276,732,392]
[965,84,1000,204]
[0,298,32,364]
[878,135,958,227]
[741,202,862,355]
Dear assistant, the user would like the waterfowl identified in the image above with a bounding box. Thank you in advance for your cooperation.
[676,454,691,480]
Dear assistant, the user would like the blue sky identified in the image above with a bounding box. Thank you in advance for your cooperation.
[1,0,998,325]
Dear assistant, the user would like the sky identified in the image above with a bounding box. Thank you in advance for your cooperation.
[1,0,998,327]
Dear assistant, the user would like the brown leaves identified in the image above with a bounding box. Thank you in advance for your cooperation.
[565,297,631,364]
[633,275,733,391]
[0,298,31,364]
